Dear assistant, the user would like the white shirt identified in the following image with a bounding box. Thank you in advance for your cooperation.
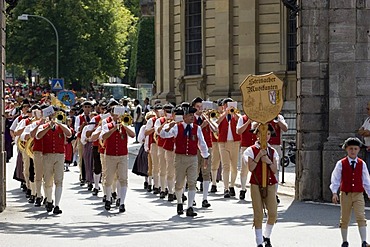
[74,114,90,135]
[159,122,209,159]
[145,118,156,137]
[14,118,28,133]
[243,141,279,165]
[20,124,31,142]
[91,125,102,142]
[138,125,149,151]
[361,117,370,146]
[236,115,250,133]
[330,157,370,195]
[80,125,91,145]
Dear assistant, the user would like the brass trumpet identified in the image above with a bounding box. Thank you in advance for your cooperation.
[55,111,67,124]
[228,107,240,114]
[119,113,133,126]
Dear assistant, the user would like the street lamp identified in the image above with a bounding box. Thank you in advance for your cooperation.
[18,14,59,78]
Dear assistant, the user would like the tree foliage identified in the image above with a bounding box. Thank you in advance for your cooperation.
[6,0,137,89]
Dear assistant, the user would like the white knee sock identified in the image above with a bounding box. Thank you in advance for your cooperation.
[241,175,247,191]
[187,190,196,209]
[106,186,112,200]
[116,182,121,199]
[203,181,210,200]
[55,187,62,206]
[175,190,182,204]
[120,186,127,205]
[264,224,274,238]
[341,228,348,242]
[359,226,367,242]
[255,228,263,245]
[93,174,101,189]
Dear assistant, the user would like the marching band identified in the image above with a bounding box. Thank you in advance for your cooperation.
[8,96,288,221]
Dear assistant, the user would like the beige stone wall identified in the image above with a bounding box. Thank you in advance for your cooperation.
[155,0,296,104]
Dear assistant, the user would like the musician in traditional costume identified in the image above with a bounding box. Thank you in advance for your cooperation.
[144,104,164,193]
[10,99,31,190]
[101,106,135,212]
[243,122,279,247]
[216,98,241,198]
[236,114,256,200]
[154,103,175,199]
[14,102,34,198]
[210,98,224,193]
[74,101,93,185]
[192,97,214,208]
[160,104,209,217]
[36,109,72,214]
[20,104,45,205]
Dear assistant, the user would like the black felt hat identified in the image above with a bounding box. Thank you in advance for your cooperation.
[341,137,364,149]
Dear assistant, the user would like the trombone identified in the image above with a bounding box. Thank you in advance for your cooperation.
[201,109,220,139]
[228,106,240,115]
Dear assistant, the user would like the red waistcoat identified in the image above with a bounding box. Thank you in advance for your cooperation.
[249,145,278,186]
[41,124,65,154]
[77,115,87,138]
[92,115,102,147]
[218,116,241,142]
[148,117,157,149]
[33,120,43,152]
[104,123,128,156]
[163,137,175,151]
[240,115,256,147]
[193,116,212,148]
[340,158,364,193]
[157,117,167,147]
[175,123,199,156]
[268,121,281,145]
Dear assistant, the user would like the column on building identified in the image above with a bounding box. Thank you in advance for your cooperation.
[296,1,329,201]
[209,0,233,99]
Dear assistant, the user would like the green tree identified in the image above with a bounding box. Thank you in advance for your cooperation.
[6,0,136,89]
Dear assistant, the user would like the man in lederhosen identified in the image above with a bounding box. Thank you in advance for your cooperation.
[36,108,72,214]
[160,104,209,217]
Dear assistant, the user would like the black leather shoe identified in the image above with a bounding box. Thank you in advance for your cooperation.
[45,201,54,212]
[186,207,197,217]
[362,241,370,247]
[160,191,166,199]
[168,194,174,202]
[22,183,27,192]
[264,237,272,247]
[80,179,86,186]
[229,187,236,197]
[210,185,217,193]
[147,185,152,192]
[144,181,148,189]
[341,241,348,247]
[73,161,77,166]
[239,190,246,200]
[224,190,230,198]
[119,204,125,213]
[257,245,263,247]
[105,200,111,210]
[112,192,117,200]
[153,187,160,194]
[165,188,169,195]
[182,194,187,202]
[102,195,107,202]
[34,197,42,207]
[276,195,280,204]
[202,199,211,208]
[87,183,93,191]
[53,206,62,215]
[28,195,35,203]
[193,200,196,206]
[177,204,184,215]
[26,189,31,198]
[92,188,99,196]
[116,198,121,207]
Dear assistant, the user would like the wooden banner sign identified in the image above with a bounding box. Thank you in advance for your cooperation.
[240,73,283,188]
[240,72,283,124]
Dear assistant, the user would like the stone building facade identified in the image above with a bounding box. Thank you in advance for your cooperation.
[153,0,297,111]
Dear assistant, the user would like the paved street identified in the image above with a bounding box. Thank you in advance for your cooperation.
[1,137,370,247]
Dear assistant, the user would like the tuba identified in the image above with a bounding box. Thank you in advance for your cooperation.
[25,138,34,159]
[119,113,133,126]
[17,138,26,153]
